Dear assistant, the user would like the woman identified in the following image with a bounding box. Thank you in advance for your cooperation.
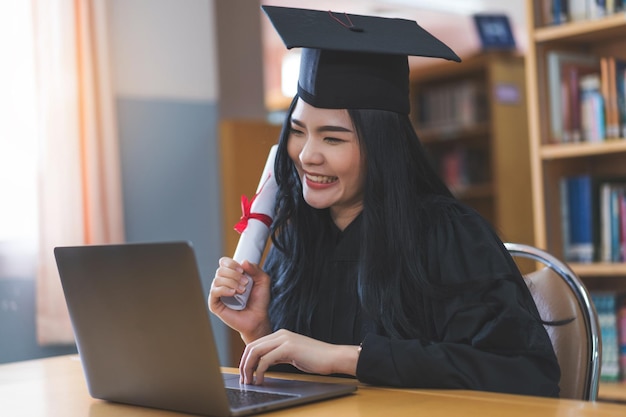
[209,6,560,397]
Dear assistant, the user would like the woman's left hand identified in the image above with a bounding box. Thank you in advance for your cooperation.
[239,329,360,385]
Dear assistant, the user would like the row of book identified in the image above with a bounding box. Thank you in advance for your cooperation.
[591,291,626,381]
[414,80,488,130]
[540,0,626,26]
[560,175,626,263]
[430,146,490,191]
[547,50,626,143]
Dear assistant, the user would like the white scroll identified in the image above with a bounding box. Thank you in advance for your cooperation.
[221,145,278,310]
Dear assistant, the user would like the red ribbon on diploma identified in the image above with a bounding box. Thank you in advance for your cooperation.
[233,174,273,234]
[234,194,272,233]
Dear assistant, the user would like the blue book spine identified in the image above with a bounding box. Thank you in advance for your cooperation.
[552,0,562,24]
[610,187,618,262]
[561,178,571,259]
[567,175,594,262]
[579,175,593,262]
[566,176,579,261]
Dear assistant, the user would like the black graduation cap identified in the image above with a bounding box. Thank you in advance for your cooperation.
[262,5,461,114]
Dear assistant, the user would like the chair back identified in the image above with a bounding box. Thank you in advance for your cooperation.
[504,243,601,401]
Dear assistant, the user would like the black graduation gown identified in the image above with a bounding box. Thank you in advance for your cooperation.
[267,197,561,398]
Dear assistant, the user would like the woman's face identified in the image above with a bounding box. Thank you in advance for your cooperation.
[287,99,365,230]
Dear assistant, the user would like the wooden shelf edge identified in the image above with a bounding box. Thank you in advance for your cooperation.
[571,262,626,277]
[534,12,626,43]
[539,140,626,160]
[409,51,523,82]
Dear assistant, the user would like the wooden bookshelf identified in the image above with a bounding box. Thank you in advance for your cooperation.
[540,140,626,159]
[410,52,534,246]
[525,0,626,277]
[525,0,626,400]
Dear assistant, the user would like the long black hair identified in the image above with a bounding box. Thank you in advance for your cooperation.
[266,98,455,339]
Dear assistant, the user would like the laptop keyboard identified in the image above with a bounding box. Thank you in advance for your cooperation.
[226,387,299,408]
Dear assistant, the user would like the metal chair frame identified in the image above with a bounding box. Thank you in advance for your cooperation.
[504,242,601,401]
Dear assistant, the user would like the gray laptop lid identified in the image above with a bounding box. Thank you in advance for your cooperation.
[54,241,356,416]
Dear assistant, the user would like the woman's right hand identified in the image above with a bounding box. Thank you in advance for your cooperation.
[209,257,272,344]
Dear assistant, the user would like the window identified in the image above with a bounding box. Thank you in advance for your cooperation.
[0,1,38,279]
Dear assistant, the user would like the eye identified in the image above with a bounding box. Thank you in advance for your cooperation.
[289,126,304,136]
[324,136,345,144]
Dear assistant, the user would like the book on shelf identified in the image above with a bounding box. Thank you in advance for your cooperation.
[541,0,625,26]
[560,175,626,263]
[621,186,626,262]
[591,291,626,382]
[580,73,606,142]
[600,56,626,139]
[588,0,609,19]
[549,0,569,25]
[593,177,626,263]
[616,59,626,138]
[440,148,466,189]
[560,175,594,262]
[596,56,626,140]
[617,296,626,381]
[433,147,489,191]
[598,182,626,262]
[546,51,600,143]
[569,0,591,21]
[601,57,618,139]
[415,79,488,130]
[546,50,626,144]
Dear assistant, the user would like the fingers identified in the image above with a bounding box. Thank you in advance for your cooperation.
[209,261,246,315]
[218,257,244,277]
[240,331,290,385]
[241,261,272,293]
[240,261,265,285]
[238,331,347,384]
[210,257,249,300]
[240,338,269,385]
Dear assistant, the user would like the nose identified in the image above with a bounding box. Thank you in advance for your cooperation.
[299,137,323,166]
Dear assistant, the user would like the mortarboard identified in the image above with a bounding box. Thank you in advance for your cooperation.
[262,5,461,114]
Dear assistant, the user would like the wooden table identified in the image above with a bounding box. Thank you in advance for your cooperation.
[1,355,625,416]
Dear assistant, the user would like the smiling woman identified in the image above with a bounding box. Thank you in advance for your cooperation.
[208,5,561,398]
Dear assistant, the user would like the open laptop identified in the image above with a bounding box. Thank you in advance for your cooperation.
[54,241,356,416]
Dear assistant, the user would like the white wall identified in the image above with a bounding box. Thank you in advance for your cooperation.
[108,0,219,101]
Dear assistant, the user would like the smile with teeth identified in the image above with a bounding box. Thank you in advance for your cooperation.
[305,173,338,184]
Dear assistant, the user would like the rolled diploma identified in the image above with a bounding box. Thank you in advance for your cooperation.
[221,145,278,310]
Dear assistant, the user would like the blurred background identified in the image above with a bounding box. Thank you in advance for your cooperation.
[0,0,526,366]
